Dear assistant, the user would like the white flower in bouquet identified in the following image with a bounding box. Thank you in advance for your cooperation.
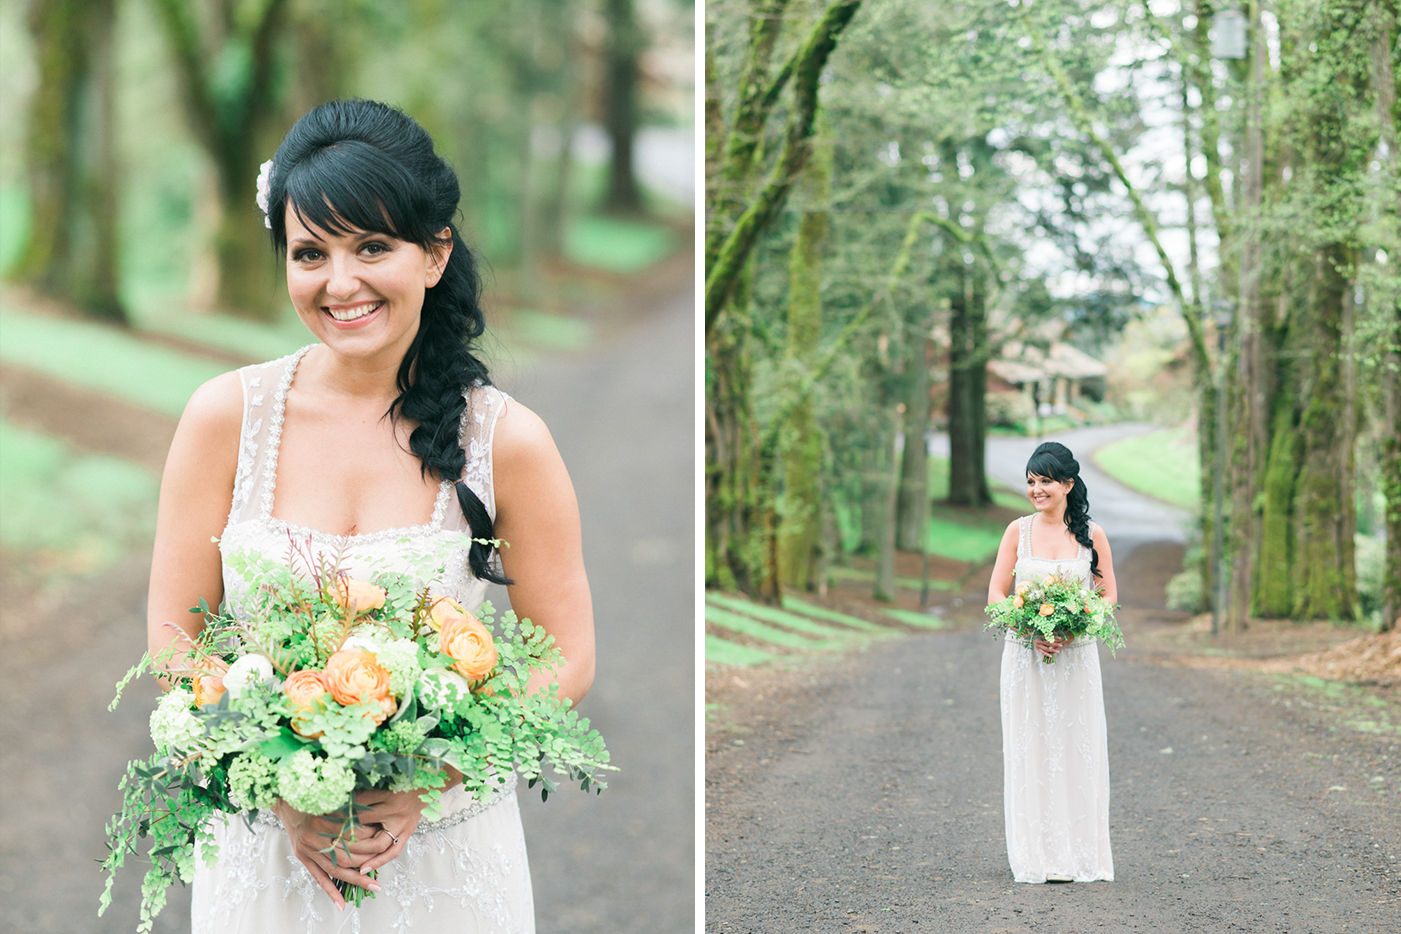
[418,668,472,707]
[223,654,276,698]
[149,688,201,753]
[340,633,383,654]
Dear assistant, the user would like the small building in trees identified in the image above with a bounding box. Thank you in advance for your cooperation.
[987,341,1108,427]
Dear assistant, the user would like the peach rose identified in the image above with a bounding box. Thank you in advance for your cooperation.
[1015,582,1031,596]
[439,614,498,680]
[1039,603,1056,616]
[283,669,330,710]
[324,649,396,724]
[283,669,330,737]
[193,674,226,706]
[335,578,387,614]
[1012,595,1025,609]
[427,595,467,631]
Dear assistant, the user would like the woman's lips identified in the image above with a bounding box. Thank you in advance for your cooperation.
[324,300,384,324]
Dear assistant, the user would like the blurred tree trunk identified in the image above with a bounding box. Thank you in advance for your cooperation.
[873,409,899,602]
[1371,0,1400,633]
[895,328,931,551]
[601,0,643,214]
[1292,247,1357,619]
[153,0,291,319]
[948,253,990,507]
[778,117,832,590]
[13,0,124,323]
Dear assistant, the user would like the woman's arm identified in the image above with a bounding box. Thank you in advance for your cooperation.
[1091,523,1117,605]
[986,521,1021,604]
[146,373,242,681]
[490,400,595,706]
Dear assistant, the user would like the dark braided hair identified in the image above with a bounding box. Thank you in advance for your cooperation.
[265,99,509,584]
[1025,441,1100,580]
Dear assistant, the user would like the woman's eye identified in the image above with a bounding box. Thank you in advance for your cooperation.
[293,249,323,262]
[362,242,389,255]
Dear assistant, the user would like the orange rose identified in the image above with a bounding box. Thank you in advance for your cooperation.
[283,669,330,737]
[283,669,330,710]
[427,595,467,631]
[1015,582,1031,596]
[1012,595,1025,609]
[324,649,396,724]
[193,674,226,706]
[439,614,498,680]
[335,578,387,614]
[1039,603,1056,616]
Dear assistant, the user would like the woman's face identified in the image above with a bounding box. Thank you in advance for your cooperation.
[283,206,449,365]
[1026,472,1074,515]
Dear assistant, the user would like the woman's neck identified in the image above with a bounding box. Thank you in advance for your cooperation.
[302,345,404,407]
[1036,505,1068,528]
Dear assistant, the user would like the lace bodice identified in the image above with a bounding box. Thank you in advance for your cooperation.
[218,345,509,615]
[1011,514,1095,649]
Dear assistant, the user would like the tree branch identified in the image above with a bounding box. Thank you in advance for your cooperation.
[705,0,862,337]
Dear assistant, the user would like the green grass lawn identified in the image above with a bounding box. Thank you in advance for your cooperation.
[564,215,678,274]
[1093,425,1200,510]
[0,417,159,579]
[0,305,229,417]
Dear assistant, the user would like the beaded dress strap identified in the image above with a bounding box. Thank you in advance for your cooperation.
[1017,514,1032,560]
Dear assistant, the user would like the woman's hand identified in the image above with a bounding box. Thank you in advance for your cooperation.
[1033,633,1071,661]
[353,788,434,874]
[274,800,394,909]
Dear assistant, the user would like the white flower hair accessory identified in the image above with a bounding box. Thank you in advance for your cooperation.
[254,159,274,228]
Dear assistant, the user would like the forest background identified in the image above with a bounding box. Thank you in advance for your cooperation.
[704,0,1400,636]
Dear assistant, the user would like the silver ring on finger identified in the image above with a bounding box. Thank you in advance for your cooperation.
[388,831,400,846]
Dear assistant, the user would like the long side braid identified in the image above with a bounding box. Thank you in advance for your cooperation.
[391,230,511,585]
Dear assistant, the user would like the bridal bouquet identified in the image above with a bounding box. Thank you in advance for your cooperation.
[101,541,612,932]
[984,570,1123,663]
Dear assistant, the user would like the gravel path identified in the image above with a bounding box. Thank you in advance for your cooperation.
[705,631,1400,933]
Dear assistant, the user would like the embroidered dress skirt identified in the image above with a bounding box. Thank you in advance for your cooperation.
[191,779,534,934]
[1000,632,1113,883]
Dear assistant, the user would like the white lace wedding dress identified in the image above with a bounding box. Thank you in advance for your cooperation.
[191,347,535,934]
[999,514,1113,883]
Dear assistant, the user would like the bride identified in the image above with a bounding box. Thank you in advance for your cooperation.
[147,99,592,932]
[986,441,1116,884]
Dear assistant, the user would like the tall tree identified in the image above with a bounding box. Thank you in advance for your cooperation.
[152,0,292,319]
[13,0,124,322]
[601,0,644,213]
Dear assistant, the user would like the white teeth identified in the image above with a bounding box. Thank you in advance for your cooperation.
[327,301,382,321]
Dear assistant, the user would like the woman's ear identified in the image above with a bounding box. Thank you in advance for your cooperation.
[426,228,453,287]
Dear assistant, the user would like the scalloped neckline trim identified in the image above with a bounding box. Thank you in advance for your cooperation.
[260,345,454,544]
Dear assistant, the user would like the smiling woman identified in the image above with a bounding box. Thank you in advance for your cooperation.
[145,99,593,934]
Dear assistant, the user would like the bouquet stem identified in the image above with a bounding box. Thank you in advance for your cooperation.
[335,869,378,907]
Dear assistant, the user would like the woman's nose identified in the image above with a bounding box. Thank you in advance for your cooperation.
[325,254,361,298]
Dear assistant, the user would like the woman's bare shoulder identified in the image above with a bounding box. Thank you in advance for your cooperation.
[164,372,243,476]
[492,397,556,462]
[180,371,244,433]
